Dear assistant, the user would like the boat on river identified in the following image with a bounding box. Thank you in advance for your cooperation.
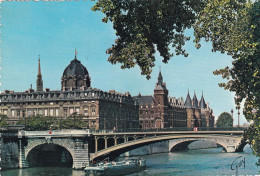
[84,158,146,176]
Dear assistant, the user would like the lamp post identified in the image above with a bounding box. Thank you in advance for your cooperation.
[238,110,240,127]
[231,109,234,127]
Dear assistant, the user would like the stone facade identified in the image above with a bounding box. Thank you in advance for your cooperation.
[0,54,139,130]
[135,71,215,129]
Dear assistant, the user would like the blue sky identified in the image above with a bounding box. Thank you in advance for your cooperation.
[0,1,247,125]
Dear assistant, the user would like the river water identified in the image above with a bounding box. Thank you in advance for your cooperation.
[1,145,259,176]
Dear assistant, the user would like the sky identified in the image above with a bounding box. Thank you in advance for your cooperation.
[0,1,247,125]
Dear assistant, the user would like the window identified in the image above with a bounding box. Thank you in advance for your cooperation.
[92,108,95,115]
[84,109,88,116]
[3,110,7,115]
[11,110,15,117]
[55,108,59,116]
[50,109,54,116]
[70,108,74,115]
[17,111,20,118]
[39,109,43,115]
[44,109,48,116]
[76,107,80,114]
[28,109,32,116]
[64,108,68,117]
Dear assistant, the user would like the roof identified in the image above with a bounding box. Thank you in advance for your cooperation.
[200,93,207,109]
[193,92,199,109]
[185,91,193,108]
[134,95,154,105]
[62,57,89,78]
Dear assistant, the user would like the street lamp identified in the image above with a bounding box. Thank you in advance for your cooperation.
[231,109,234,127]
[238,110,240,127]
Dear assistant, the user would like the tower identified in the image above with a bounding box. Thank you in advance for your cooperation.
[193,91,201,127]
[153,70,168,128]
[36,56,43,91]
[185,90,195,128]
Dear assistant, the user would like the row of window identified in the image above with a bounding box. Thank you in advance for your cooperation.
[0,107,97,118]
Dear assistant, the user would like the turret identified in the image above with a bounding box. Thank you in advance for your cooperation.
[185,90,195,128]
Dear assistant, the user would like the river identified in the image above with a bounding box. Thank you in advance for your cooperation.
[1,145,259,176]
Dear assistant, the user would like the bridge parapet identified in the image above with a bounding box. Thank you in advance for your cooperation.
[18,129,91,138]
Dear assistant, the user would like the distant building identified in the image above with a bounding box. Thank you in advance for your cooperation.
[134,71,215,129]
[0,53,139,130]
[0,52,215,130]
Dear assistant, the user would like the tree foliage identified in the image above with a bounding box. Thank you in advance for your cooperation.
[0,115,8,128]
[17,113,86,130]
[91,0,260,165]
[194,0,260,165]
[91,0,203,79]
[216,112,233,128]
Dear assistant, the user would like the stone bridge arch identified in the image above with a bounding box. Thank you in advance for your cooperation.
[169,136,243,153]
[19,137,89,169]
[25,137,75,160]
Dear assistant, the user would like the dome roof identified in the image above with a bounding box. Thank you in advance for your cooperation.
[63,57,89,78]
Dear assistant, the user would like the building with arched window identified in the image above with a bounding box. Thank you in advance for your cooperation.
[0,53,139,130]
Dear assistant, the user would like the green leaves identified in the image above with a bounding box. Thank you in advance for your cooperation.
[195,0,260,166]
[92,0,200,78]
[0,115,8,128]
[216,112,233,128]
[17,114,86,130]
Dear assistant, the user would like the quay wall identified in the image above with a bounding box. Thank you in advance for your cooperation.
[0,133,19,170]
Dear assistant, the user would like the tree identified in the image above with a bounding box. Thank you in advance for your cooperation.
[17,115,55,131]
[17,113,86,130]
[216,112,233,128]
[194,0,260,166]
[91,0,260,165]
[60,113,86,129]
[91,0,203,79]
[0,115,8,128]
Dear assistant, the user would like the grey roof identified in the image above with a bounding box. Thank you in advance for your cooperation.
[193,92,199,109]
[199,93,207,109]
[0,88,134,104]
[134,95,154,105]
[154,84,164,91]
[63,57,89,78]
[185,91,193,108]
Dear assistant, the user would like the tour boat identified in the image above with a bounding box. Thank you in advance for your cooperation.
[84,158,146,176]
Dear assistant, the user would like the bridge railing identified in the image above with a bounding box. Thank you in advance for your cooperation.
[18,129,90,137]
[90,127,247,134]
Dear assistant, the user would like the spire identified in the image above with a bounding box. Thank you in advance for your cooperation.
[199,91,206,109]
[74,48,78,60]
[38,55,41,76]
[193,91,199,109]
[36,55,43,91]
[185,90,193,108]
[157,68,163,85]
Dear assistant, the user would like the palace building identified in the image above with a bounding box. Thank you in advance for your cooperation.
[0,52,214,130]
[0,54,139,130]
[134,71,215,129]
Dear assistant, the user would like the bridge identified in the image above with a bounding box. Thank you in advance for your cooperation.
[16,128,247,169]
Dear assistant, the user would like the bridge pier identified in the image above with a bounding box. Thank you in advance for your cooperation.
[18,139,29,168]
[73,138,90,169]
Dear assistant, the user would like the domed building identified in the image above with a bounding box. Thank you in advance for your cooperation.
[61,55,91,91]
[0,51,139,130]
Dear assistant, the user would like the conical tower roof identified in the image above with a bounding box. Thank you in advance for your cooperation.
[199,91,207,109]
[193,91,199,109]
[185,90,193,108]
